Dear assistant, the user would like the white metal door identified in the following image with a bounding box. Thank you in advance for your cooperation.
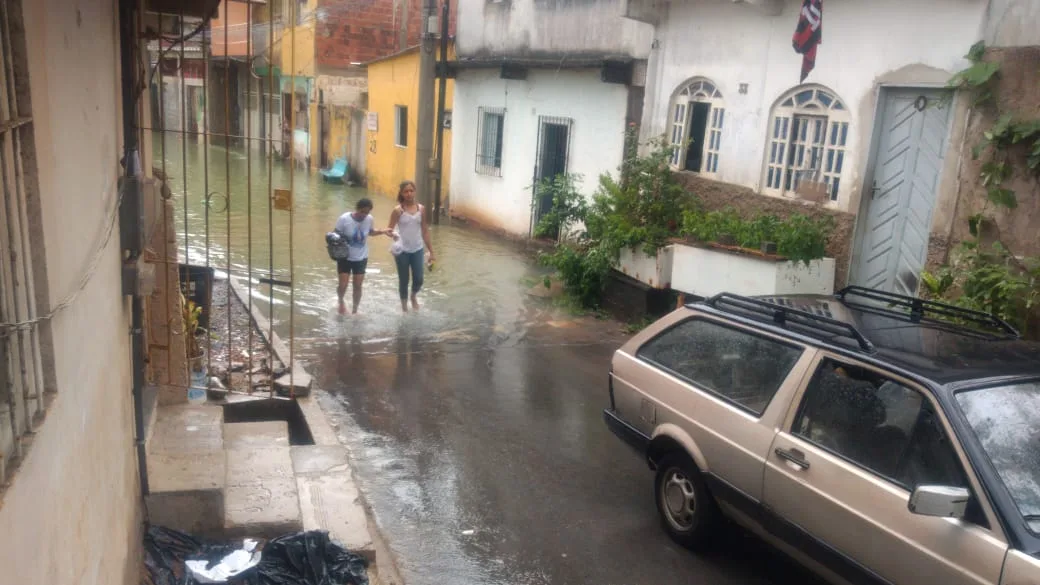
[853,89,951,295]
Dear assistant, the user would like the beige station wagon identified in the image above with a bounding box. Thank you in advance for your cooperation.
[605,287,1040,585]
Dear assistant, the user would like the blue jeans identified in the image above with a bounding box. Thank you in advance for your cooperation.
[394,249,424,300]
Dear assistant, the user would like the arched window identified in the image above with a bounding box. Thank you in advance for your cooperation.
[667,78,725,176]
[763,85,850,202]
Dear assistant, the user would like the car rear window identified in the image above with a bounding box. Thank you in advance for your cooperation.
[636,318,802,415]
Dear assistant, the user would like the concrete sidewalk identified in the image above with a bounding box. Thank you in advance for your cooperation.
[142,276,404,585]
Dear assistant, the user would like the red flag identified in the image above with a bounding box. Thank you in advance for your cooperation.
[792,0,822,82]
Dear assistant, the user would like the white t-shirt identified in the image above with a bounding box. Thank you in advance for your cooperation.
[334,212,374,261]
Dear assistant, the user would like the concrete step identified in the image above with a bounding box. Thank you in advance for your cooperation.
[145,404,226,537]
[223,421,301,538]
[292,445,376,561]
[223,420,290,449]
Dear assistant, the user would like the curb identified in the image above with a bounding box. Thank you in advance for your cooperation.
[225,276,405,585]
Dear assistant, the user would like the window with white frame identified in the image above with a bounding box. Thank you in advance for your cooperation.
[763,86,850,202]
[394,105,408,147]
[475,106,505,176]
[667,78,725,176]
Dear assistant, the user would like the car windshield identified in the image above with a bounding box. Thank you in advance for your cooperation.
[955,381,1040,534]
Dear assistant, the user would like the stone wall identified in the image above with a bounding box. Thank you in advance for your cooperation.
[676,173,857,290]
[945,46,1040,266]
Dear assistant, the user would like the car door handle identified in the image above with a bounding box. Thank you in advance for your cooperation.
[775,447,810,470]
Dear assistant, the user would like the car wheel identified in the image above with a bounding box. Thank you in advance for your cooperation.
[654,451,718,549]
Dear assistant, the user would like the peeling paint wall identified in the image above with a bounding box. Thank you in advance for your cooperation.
[0,0,142,583]
[946,46,1040,263]
[640,0,989,214]
[456,0,653,59]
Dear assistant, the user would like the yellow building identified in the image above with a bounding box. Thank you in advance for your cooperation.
[365,43,454,203]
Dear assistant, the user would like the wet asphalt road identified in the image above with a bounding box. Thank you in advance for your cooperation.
[293,227,825,585]
[154,133,822,584]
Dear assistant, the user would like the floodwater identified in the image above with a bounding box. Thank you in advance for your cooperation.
[155,132,544,345]
[157,133,821,585]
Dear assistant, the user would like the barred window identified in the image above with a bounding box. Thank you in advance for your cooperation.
[0,0,51,485]
[475,106,505,177]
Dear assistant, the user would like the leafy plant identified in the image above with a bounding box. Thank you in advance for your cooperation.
[946,41,1001,106]
[680,207,832,265]
[533,173,587,241]
[182,292,204,360]
[538,130,696,308]
[921,241,1039,335]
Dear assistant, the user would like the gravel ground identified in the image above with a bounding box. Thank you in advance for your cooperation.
[203,278,284,396]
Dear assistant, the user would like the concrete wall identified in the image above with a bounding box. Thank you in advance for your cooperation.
[640,0,989,213]
[456,0,653,59]
[366,45,455,201]
[983,0,1040,47]
[0,0,142,583]
[449,68,629,235]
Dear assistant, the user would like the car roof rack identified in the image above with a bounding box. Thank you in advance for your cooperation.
[706,293,875,352]
[835,286,1020,338]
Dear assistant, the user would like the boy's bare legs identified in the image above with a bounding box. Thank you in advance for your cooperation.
[352,273,364,314]
[337,272,350,315]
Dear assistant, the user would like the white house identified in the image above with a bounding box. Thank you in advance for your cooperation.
[629,0,1040,296]
[448,0,654,236]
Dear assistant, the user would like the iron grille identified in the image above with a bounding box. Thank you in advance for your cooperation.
[475,106,505,177]
[530,115,574,237]
[0,0,50,484]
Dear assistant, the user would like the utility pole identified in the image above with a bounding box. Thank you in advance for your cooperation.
[414,0,437,208]
[432,0,450,224]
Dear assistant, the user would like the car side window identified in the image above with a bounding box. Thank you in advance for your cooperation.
[793,360,968,491]
[636,318,802,415]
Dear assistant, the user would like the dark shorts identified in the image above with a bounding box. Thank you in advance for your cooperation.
[337,258,368,275]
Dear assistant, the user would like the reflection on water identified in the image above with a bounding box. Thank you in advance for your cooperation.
[154,132,549,346]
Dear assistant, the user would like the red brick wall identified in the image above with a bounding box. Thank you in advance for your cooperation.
[315,0,457,68]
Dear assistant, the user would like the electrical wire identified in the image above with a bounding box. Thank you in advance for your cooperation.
[0,174,122,336]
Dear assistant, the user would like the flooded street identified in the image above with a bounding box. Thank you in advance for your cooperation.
[158,135,820,585]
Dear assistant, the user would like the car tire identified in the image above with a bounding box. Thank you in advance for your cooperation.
[654,451,718,549]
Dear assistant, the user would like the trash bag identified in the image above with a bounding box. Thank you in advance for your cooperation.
[254,531,369,585]
[143,525,369,585]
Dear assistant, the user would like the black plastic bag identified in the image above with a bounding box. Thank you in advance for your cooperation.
[143,525,369,585]
[254,531,369,585]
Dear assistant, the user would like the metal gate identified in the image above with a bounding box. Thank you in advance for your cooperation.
[143,1,300,399]
[530,115,573,238]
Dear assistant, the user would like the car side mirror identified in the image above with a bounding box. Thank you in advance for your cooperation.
[908,485,970,518]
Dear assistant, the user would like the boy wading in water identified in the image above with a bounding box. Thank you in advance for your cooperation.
[335,198,393,315]
[387,181,436,312]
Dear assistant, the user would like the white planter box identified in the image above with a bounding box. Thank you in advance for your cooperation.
[672,243,835,298]
[616,245,674,289]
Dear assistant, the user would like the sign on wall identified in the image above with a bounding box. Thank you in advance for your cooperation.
[367,112,378,131]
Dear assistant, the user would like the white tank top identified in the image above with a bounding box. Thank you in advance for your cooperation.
[397,205,424,253]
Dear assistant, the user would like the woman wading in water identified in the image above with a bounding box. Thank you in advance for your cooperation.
[387,180,435,312]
